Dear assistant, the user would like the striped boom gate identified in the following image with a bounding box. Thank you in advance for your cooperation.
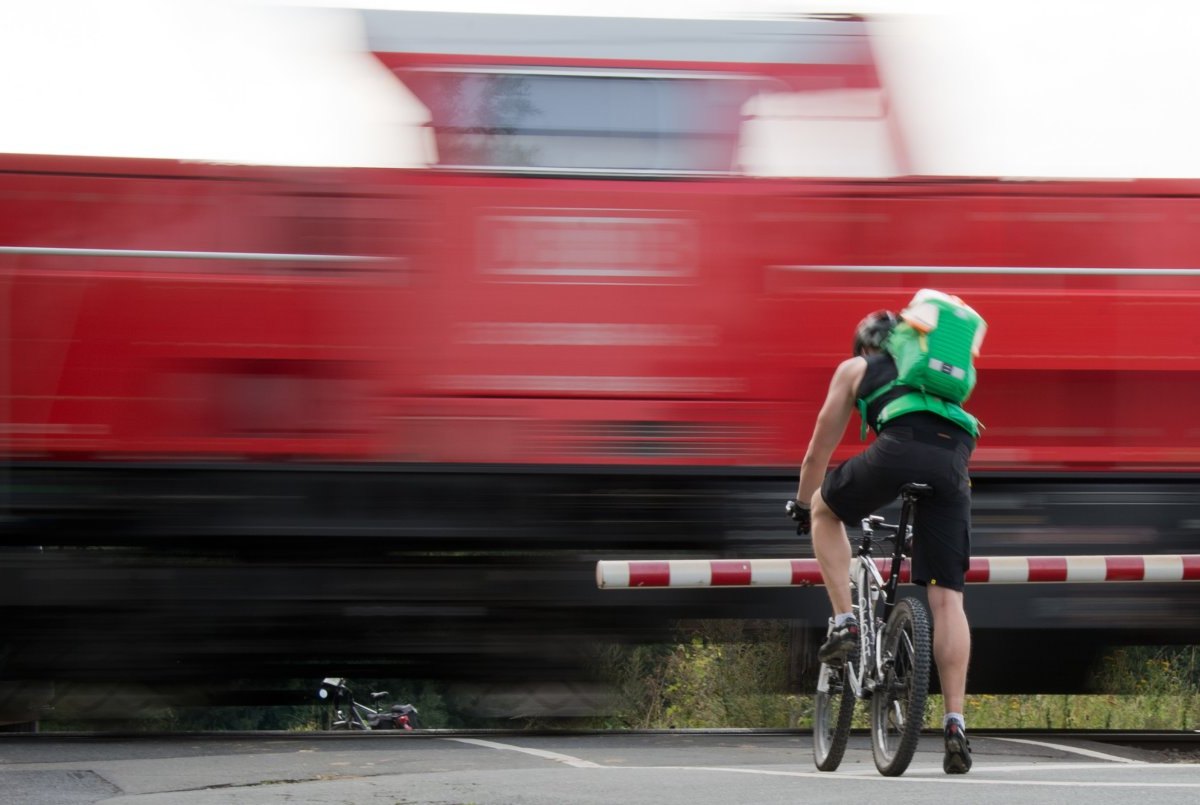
[595,555,1200,589]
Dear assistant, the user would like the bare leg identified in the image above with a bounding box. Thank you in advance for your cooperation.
[811,491,852,615]
[926,585,970,716]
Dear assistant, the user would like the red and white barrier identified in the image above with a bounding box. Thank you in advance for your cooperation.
[595,555,1200,589]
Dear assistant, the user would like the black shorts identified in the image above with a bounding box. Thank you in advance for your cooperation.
[820,424,974,591]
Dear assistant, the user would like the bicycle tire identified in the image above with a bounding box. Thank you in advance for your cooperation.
[870,597,931,776]
[813,660,856,771]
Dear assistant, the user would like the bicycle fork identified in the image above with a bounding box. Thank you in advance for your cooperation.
[847,556,890,699]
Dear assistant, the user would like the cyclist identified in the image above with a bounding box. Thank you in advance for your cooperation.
[789,308,975,774]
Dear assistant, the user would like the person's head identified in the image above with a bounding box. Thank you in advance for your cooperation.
[852,309,898,357]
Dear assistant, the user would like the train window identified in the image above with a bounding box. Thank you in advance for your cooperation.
[408,70,777,175]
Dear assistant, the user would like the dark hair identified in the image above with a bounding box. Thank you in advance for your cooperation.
[852,310,898,356]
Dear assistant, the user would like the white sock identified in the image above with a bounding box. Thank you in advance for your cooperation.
[833,612,855,627]
[943,712,966,730]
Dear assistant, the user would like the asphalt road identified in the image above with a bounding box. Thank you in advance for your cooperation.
[2,731,1199,804]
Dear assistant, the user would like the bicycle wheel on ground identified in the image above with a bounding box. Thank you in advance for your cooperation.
[813,660,856,771]
[870,597,931,776]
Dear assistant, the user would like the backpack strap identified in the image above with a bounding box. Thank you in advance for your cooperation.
[856,379,899,440]
[876,391,982,439]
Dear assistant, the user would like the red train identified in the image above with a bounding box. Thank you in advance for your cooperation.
[5,11,1199,473]
[2,10,1199,694]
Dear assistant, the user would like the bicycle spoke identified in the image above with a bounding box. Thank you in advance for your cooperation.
[899,630,914,658]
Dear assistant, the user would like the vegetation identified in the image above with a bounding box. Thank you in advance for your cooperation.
[590,620,804,730]
[31,624,1200,731]
[37,679,453,732]
[592,621,1200,731]
[959,646,1200,730]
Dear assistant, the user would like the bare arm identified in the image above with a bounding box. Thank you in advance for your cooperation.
[795,356,867,507]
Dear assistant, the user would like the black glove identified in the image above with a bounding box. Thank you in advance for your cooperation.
[785,499,811,536]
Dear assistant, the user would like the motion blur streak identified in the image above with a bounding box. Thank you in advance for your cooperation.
[1,5,1198,722]
[0,0,433,167]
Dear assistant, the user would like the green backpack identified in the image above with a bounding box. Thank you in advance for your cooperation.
[858,290,986,439]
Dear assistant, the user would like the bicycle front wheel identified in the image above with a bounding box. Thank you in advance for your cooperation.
[813,660,856,771]
[870,597,931,776]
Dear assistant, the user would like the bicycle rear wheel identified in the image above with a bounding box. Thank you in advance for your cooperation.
[813,660,856,771]
[870,597,931,776]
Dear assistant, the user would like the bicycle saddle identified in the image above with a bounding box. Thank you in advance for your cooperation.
[900,482,932,498]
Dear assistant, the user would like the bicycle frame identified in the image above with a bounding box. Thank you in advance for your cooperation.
[319,677,419,730]
[843,492,917,700]
[334,697,379,730]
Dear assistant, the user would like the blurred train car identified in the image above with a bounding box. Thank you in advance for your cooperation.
[2,10,1199,702]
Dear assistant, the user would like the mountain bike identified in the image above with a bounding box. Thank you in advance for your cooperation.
[317,678,419,730]
[812,482,933,776]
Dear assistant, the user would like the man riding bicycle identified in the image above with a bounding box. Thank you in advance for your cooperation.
[789,298,979,774]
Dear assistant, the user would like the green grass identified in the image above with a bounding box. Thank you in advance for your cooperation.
[592,623,1200,731]
[955,647,1200,730]
[32,626,1200,732]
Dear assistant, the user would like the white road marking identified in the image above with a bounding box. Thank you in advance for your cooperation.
[447,737,603,768]
[840,762,1154,776]
[988,737,1142,763]
[642,765,1200,787]
[445,736,1198,788]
